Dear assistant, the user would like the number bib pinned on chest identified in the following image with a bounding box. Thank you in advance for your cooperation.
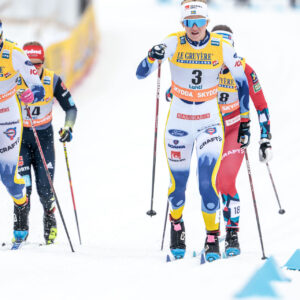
[218,58,246,115]
[18,68,55,127]
[169,32,224,102]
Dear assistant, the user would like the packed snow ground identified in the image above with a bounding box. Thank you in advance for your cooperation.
[0,0,300,299]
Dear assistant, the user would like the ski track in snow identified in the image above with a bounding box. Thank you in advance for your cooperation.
[0,1,300,299]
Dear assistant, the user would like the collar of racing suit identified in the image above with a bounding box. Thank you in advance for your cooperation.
[185,30,210,47]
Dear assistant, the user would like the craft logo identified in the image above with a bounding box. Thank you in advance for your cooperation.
[205,127,216,135]
[3,127,16,140]
[171,151,181,160]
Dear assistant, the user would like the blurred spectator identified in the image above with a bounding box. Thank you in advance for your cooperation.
[80,0,90,14]
[290,0,296,7]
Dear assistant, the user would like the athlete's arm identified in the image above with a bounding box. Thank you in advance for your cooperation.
[222,42,249,121]
[245,63,270,139]
[12,46,45,102]
[53,74,77,129]
[136,35,178,79]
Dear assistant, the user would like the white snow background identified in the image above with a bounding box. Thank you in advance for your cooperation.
[0,0,300,299]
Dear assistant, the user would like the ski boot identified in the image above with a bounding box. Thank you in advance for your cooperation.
[12,202,29,249]
[225,228,240,257]
[170,215,186,259]
[44,208,57,244]
[204,233,221,262]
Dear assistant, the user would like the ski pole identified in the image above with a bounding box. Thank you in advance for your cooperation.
[244,149,267,260]
[63,142,82,244]
[266,162,285,214]
[25,105,75,252]
[161,200,169,250]
[147,61,162,217]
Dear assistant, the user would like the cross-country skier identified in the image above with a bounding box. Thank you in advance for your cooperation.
[136,0,250,261]
[212,25,271,256]
[0,20,45,244]
[17,41,77,244]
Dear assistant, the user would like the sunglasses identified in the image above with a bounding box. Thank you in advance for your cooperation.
[183,18,207,28]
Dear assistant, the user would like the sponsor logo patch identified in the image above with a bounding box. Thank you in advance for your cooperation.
[205,127,216,135]
[3,127,16,140]
[43,76,51,85]
[2,50,10,59]
[177,113,210,120]
[253,83,261,93]
[211,38,220,46]
[171,151,181,160]
[250,71,258,84]
[0,107,9,113]
[168,129,188,137]
[25,60,33,66]
[18,156,24,167]
[199,136,222,149]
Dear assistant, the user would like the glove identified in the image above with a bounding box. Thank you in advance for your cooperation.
[20,89,34,104]
[165,87,173,102]
[259,138,272,163]
[59,127,72,142]
[237,121,250,148]
[148,44,166,61]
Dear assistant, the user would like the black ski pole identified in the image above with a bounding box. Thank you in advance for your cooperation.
[63,142,82,244]
[25,105,75,252]
[161,200,169,250]
[245,149,267,260]
[266,162,285,214]
[147,61,162,217]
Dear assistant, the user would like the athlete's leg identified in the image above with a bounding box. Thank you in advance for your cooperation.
[18,128,34,209]
[196,122,224,234]
[165,98,195,258]
[165,99,194,221]
[0,95,28,241]
[32,126,57,243]
[217,120,244,230]
[32,126,55,212]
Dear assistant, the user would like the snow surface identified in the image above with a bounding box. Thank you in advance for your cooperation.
[0,0,300,299]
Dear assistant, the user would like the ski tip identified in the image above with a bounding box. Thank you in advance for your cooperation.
[200,253,206,265]
[193,251,197,257]
[166,254,171,262]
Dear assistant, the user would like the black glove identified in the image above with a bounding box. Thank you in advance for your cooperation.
[148,44,166,60]
[237,121,250,148]
[259,138,272,163]
[59,127,73,143]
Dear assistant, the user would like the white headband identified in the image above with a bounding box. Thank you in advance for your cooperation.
[181,2,208,21]
[213,30,234,46]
